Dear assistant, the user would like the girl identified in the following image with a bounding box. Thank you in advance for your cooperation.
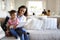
[6,10,20,40]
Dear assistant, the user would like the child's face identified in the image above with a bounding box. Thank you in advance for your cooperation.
[19,8,26,16]
[10,13,16,19]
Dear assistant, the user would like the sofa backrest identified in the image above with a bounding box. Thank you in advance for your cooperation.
[48,16,60,29]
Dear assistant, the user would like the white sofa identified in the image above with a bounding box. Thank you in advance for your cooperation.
[25,16,57,30]
[0,26,5,39]
[0,16,60,40]
[0,18,5,39]
[24,16,60,40]
[27,29,60,40]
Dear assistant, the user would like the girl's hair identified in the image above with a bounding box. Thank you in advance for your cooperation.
[8,10,16,15]
[17,5,28,16]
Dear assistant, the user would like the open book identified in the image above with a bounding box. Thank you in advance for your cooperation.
[16,19,32,28]
[16,22,26,28]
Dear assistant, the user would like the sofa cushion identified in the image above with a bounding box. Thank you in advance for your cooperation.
[24,17,44,30]
[42,18,57,30]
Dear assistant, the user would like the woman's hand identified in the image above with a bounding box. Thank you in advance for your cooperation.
[6,30,9,32]
[6,30,10,36]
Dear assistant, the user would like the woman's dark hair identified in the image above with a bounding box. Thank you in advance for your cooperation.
[17,5,28,16]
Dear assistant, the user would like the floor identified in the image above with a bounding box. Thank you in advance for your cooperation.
[1,37,17,40]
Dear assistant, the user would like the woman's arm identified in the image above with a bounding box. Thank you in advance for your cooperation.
[6,20,11,30]
[6,23,10,31]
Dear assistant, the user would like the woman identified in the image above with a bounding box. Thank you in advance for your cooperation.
[15,5,29,40]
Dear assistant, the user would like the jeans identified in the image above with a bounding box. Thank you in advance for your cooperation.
[10,28,18,38]
[16,27,29,40]
[10,28,25,40]
[10,28,29,40]
[22,28,29,40]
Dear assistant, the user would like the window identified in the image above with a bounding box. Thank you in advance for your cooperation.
[27,1,43,16]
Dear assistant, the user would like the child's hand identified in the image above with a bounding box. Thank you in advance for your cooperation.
[13,25,16,29]
[10,25,13,28]
[13,27,16,29]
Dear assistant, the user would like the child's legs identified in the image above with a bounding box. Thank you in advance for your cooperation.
[10,28,18,39]
[16,27,29,40]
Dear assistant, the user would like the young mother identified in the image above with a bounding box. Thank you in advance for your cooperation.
[16,5,29,40]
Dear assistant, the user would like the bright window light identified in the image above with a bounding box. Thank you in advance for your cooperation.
[27,1,43,16]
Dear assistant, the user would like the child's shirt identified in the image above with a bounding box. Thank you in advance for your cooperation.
[7,18,19,28]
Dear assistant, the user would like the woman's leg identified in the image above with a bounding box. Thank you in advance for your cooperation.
[15,28,25,40]
[21,34,24,40]
[22,28,29,40]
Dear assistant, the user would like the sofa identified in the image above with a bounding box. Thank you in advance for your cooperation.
[48,16,60,28]
[0,26,5,39]
[24,16,60,40]
[0,16,60,40]
[0,18,5,39]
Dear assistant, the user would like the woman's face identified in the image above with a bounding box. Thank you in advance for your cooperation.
[19,8,26,16]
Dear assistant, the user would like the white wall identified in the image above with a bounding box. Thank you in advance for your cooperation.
[0,0,15,18]
[0,0,60,18]
[15,0,26,10]
[15,0,43,10]
[46,0,56,15]
[0,0,7,18]
[46,0,60,15]
[15,0,60,15]
[56,0,60,15]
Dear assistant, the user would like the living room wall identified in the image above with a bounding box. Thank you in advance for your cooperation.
[14,0,60,16]
[0,0,15,18]
[15,0,43,10]
[0,0,60,18]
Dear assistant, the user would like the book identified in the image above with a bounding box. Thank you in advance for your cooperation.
[16,22,26,28]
